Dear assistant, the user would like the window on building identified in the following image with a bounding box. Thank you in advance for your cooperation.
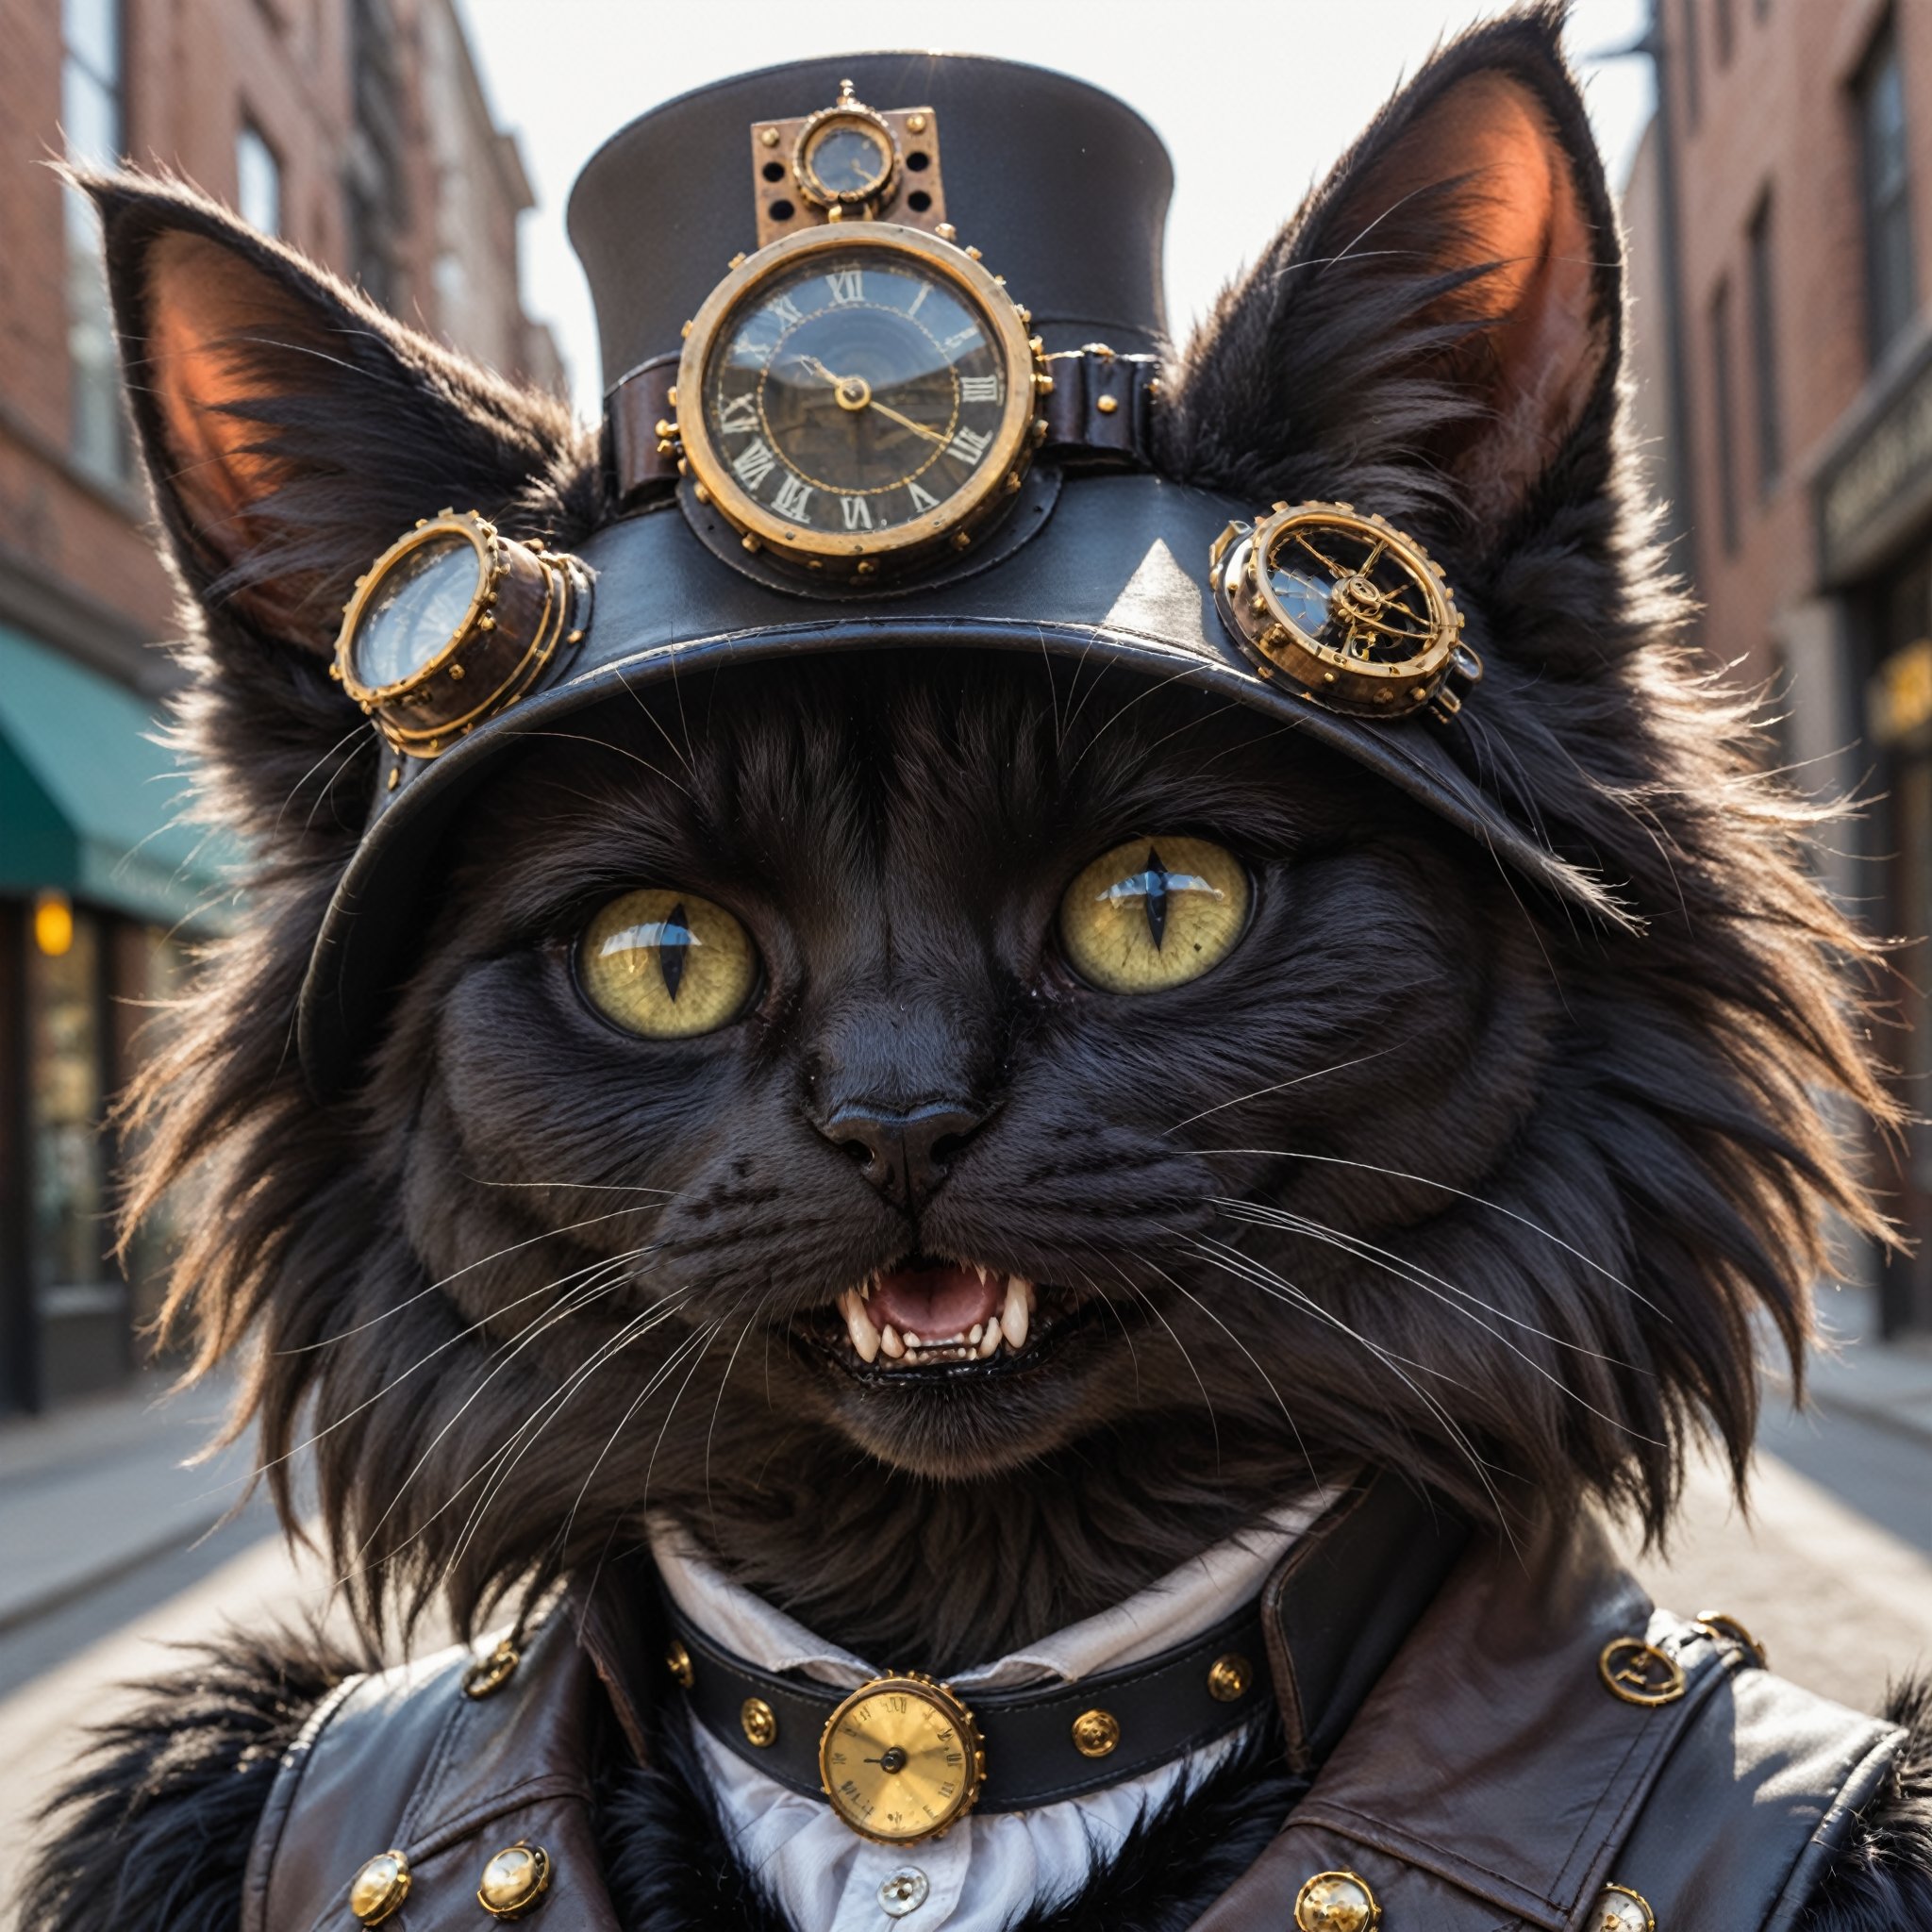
[1747,192,1782,493]
[237,121,282,236]
[1857,20,1917,363]
[60,0,127,483]
[1715,0,1735,67]
[347,0,408,308]
[1709,276,1740,554]
[1681,0,1703,131]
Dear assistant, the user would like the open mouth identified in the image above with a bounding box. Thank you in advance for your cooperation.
[829,1258,1041,1370]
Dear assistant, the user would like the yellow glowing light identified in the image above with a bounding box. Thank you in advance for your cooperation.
[33,891,75,958]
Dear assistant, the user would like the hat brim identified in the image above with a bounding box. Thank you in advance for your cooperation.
[298,474,1626,1093]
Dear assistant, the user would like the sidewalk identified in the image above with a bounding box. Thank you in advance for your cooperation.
[0,1366,262,1633]
[1792,1289,1932,1449]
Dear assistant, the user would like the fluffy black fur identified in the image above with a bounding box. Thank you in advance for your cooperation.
[25,6,1932,1928]
[22,1631,357,1932]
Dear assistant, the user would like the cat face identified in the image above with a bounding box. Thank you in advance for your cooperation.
[90,11,1888,1645]
[383,656,1541,1494]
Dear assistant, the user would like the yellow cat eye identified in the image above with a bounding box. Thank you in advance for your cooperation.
[1059,836,1251,995]
[577,890,758,1039]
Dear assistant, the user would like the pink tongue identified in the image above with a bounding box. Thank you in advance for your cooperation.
[870,1264,1001,1341]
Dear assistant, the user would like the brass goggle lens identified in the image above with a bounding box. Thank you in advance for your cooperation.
[334,510,592,758]
[1209,502,1479,722]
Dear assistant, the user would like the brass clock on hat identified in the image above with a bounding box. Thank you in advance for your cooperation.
[817,1672,986,1843]
[1210,501,1482,721]
[668,83,1048,580]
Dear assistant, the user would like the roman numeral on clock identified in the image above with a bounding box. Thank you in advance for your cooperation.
[946,425,991,466]
[716,392,758,435]
[824,268,864,305]
[958,375,999,403]
[731,437,778,491]
[764,292,805,328]
[906,478,941,513]
[940,326,982,355]
[772,474,814,523]
[840,494,874,530]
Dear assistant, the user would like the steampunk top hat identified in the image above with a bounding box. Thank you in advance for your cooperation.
[88,25,1630,1095]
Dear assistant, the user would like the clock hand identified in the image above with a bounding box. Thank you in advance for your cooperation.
[864,398,950,448]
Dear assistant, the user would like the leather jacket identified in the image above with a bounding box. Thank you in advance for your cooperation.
[242,1478,1904,1931]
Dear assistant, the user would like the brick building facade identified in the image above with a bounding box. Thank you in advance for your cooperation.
[0,0,561,1412]
[1625,0,1932,1336]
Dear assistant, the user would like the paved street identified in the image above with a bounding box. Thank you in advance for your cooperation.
[0,1334,1928,1926]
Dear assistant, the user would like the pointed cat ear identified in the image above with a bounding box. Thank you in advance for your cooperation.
[1163,8,1618,534]
[86,171,588,657]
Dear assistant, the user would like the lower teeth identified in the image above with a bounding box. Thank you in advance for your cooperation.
[837,1274,1037,1367]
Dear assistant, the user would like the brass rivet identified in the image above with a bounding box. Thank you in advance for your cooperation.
[477,1841,552,1920]
[463,1637,520,1699]
[666,387,678,408]
[1207,1653,1251,1702]
[854,559,876,576]
[1293,1870,1380,1931]
[1096,393,1120,415]
[907,112,927,133]
[741,1697,778,1747]
[759,127,779,147]
[1599,1637,1687,1707]
[1591,1883,1656,1932]
[951,530,972,551]
[935,222,957,241]
[665,1639,693,1689]
[348,1850,410,1925]
[728,253,746,270]
[1070,1708,1119,1757]
[741,533,761,553]
[447,662,465,680]
[1696,1608,1769,1668]
[386,767,399,791]
[693,482,711,505]
[328,662,342,680]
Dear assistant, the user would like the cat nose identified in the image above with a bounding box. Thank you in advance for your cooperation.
[816,1100,990,1212]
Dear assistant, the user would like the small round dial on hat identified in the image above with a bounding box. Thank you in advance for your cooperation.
[818,1673,985,1843]
[679,225,1039,575]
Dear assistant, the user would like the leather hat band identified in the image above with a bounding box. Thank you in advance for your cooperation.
[664,1594,1272,1813]
[609,344,1158,508]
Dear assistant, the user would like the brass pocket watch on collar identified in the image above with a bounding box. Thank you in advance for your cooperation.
[1210,501,1482,721]
[668,83,1049,580]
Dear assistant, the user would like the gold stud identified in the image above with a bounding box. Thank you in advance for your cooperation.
[386,767,399,791]
[951,530,972,551]
[1591,1882,1656,1932]
[741,1697,778,1747]
[1696,1608,1768,1668]
[1599,1637,1687,1707]
[1207,1653,1252,1702]
[936,222,957,241]
[907,112,927,133]
[741,533,761,553]
[664,1639,693,1689]
[1096,393,1119,414]
[759,127,779,147]
[447,662,465,681]
[1070,1708,1120,1757]
[1293,1869,1380,1932]
[348,1850,410,1925]
[477,1841,552,1920]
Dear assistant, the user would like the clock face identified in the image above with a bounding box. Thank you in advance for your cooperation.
[818,1677,982,1843]
[683,229,1033,570]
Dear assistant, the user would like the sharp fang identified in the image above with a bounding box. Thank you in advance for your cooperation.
[977,1324,1000,1357]
[860,1276,872,1301]
[974,1262,991,1286]
[1002,1275,1031,1351]
[969,1322,983,1345]
[906,1331,923,1349]
[881,1324,906,1359]
[841,1288,880,1364]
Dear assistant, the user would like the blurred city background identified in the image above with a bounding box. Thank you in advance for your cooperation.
[0,0,1929,1902]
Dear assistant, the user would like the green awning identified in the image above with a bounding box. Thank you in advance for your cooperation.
[0,623,234,929]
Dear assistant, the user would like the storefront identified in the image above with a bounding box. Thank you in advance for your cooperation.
[1817,332,1932,1337]
[0,623,228,1412]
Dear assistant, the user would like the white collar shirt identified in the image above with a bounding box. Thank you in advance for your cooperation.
[647,1501,1322,1932]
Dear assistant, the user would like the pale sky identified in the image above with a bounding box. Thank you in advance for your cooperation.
[454,0,1654,419]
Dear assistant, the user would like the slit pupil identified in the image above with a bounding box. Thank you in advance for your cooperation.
[659,903,691,1000]
[1141,846,1169,950]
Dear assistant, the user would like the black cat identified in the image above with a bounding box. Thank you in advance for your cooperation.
[24,8,1932,1930]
